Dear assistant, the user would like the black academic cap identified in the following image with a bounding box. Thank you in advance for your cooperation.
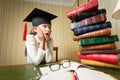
[23,8,57,26]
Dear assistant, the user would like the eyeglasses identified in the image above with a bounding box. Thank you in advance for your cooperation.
[49,60,71,71]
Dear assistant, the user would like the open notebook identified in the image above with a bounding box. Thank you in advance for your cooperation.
[39,61,116,80]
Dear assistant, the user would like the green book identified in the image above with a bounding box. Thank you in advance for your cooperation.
[79,35,119,46]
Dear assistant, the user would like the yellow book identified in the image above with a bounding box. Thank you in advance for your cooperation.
[81,59,120,69]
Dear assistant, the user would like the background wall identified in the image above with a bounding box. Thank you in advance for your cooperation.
[98,0,120,49]
[0,0,88,66]
[0,0,119,66]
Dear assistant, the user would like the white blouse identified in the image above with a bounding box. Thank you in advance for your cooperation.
[25,34,53,65]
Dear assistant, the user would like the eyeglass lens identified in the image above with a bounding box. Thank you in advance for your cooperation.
[50,64,60,71]
[62,61,70,68]
[49,61,70,71]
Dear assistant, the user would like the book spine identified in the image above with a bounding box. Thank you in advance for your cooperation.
[79,35,119,46]
[81,59,120,69]
[73,21,111,35]
[73,28,111,41]
[70,13,107,29]
[80,43,116,51]
[77,53,118,64]
[72,9,106,22]
[66,0,98,19]
[80,49,120,54]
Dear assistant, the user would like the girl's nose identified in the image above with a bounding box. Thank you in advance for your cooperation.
[46,27,50,31]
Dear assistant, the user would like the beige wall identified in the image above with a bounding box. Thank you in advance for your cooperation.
[1,0,120,66]
[0,0,88,66]
[98,0,120,49]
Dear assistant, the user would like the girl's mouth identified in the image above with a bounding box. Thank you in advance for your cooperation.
[45,33,48,35]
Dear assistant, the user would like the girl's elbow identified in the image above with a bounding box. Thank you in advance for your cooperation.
[34,61,41,65]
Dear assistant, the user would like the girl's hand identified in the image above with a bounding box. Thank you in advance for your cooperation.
[36,27,45,41]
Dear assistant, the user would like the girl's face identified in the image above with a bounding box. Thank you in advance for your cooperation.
[37,23,52,39]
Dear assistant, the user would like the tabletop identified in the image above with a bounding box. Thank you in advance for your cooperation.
[0,63,120,80]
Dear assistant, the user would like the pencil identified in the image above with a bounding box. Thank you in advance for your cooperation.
[71,71,76,80]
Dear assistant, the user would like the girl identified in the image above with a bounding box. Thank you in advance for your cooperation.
[23,8,57,65]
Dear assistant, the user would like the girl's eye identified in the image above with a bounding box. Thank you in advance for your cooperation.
[44,25,46,28]
[41,24,51,29]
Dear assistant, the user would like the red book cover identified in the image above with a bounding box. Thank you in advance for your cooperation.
[77,53,119,64]
[66,0,98,19]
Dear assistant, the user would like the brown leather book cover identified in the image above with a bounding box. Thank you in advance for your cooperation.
[80,43,116,51]
[70,13,107,29]
[80,49,120,54]
[73,28,111,41]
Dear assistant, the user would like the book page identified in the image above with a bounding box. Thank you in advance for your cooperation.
[76,68,114,80]
[39,61,115,80]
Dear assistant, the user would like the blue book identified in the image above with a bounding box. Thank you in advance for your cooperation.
[74,21,112,36]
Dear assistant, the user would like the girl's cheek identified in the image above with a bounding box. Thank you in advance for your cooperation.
[38,26,44,32]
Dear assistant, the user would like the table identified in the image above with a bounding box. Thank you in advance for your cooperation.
[0,64,120,80]
[0,64,36,80]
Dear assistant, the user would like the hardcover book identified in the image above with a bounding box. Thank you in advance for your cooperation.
[81,59,120,69]
[80,49,120,54]
[72,9,106,22]
[79,35,119,46]
[77,53,119,64]
[80,43,116,51]
[73,28,111,41]
[66,0,98,19]
[70,13,107,29]
[73,21,111,35]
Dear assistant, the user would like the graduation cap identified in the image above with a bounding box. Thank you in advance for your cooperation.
[23,8,57,26]
[22,8,57,41]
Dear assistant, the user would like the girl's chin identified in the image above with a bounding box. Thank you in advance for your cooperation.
[45,36,50,40]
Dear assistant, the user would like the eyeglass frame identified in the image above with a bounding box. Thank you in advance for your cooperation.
[49,60,71,71]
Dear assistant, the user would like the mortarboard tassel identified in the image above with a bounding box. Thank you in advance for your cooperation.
[22,22,27,41]
[77,53,118,64]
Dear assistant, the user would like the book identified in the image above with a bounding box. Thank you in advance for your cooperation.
[72,9,106,22]
[40,61,114,80]
[80,49,120,54]
[66,0,98,19]
[79,35,119,46]
[80,43,116,51]
[73,28,111,41]
[73,21,111,35]
[81,59,120,69]
[77,53,119,64]
[70,13,107,29]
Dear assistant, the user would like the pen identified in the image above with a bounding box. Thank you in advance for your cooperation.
[74,71,79,80]
[33,67,41,79]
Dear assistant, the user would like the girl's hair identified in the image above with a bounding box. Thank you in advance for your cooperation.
[29,28,37,35]
[25,28,37,56]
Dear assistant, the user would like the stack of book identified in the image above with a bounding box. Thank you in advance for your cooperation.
[66,0,120,68]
